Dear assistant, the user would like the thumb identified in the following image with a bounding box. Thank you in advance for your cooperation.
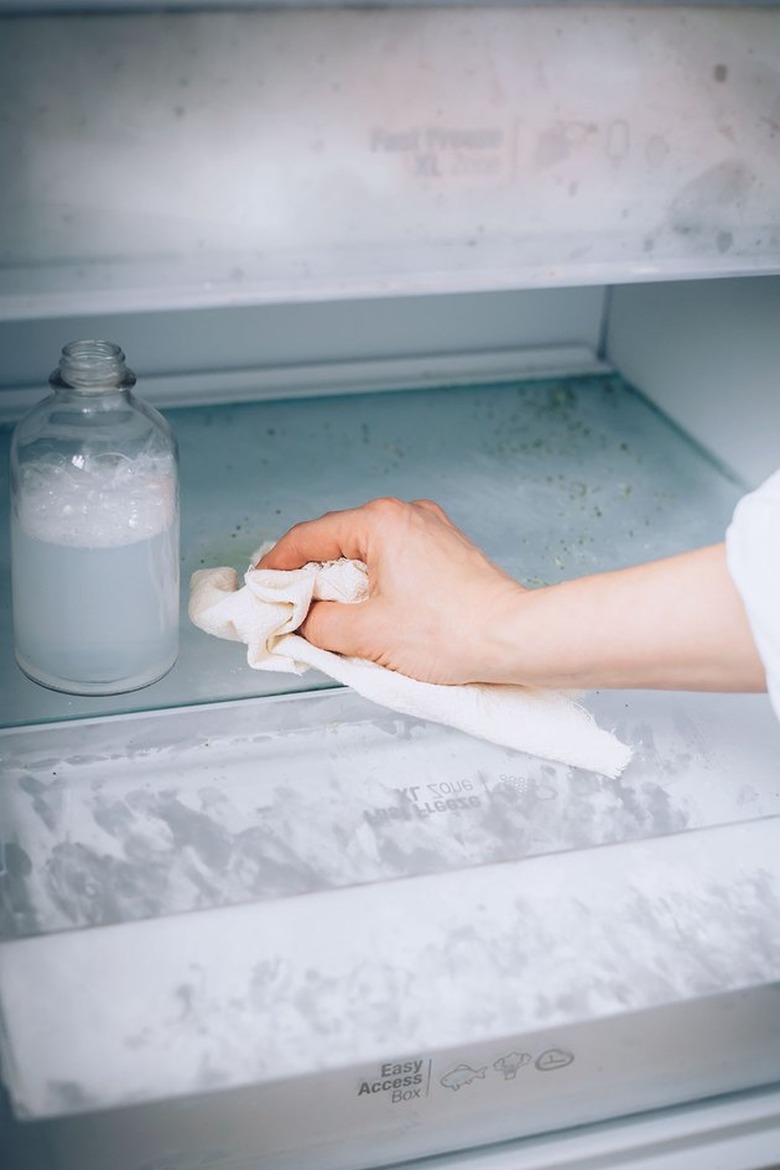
[299,598,375,660]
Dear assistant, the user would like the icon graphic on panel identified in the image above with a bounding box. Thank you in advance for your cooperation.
[440,1064,487,1091]
[535,1048,575,1072]
[493,1051,532,1080]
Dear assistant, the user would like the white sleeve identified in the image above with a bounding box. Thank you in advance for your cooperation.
[725,468,780,721]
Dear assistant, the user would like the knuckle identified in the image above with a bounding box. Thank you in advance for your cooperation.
[287,510,333,538]
[365,496,406,519]
[412,498,448,520]
[283,519,312,543]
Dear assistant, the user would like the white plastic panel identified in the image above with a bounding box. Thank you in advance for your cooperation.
[606,275,780,487]
[0,287,606,415]
[1,7,779,319]
[2,719,780,1145]
[3,0,779,9]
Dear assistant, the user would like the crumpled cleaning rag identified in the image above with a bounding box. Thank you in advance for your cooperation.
[189,546,632,778]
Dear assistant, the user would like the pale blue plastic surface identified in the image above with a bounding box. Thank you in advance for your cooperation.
[0,373,744,727]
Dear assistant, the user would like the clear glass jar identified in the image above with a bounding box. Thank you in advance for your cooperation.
[9,340,180,695]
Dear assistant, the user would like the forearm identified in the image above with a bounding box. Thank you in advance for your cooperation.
[259,500,766,695]
[495,543,767,692]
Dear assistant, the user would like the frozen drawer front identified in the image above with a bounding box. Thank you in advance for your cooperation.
[1,808,780,1166]
[1,686,780,1169]
[2,6,780,318]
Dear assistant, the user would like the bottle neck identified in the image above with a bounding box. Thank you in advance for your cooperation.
[50,340,137,396]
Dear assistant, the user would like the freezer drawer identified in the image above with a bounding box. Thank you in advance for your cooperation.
[1,372,779,1169]
[1,692,780,1167]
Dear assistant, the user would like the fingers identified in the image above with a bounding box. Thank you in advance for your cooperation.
[299,598,374,660]
[256,507,369,570]
[249,494,518,683]
[256,497,454,571]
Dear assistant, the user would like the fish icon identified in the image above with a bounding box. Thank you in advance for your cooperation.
[440,1063,488,1091]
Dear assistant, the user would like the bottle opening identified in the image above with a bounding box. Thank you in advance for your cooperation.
[56,339,136,390]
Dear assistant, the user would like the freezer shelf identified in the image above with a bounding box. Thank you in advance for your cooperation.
[0,371,745,726]
[3,7,780,319]
[2,685,780,942]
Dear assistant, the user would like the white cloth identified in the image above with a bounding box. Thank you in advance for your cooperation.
[726,468,780,721]
[189,547,632,778]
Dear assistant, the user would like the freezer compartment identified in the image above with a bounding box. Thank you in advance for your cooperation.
[0,369,749,726]
[2,366,779,1166]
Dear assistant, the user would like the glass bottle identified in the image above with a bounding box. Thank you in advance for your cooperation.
[9,340,180,695]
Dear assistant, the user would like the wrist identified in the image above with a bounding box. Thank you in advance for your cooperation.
[477,581,554,687]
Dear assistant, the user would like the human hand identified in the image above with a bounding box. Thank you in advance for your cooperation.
[258,501,767,696]
[256,497,526,685]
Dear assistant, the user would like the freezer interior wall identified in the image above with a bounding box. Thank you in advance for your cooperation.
[606,276,780,486]
[3,275,780,486]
